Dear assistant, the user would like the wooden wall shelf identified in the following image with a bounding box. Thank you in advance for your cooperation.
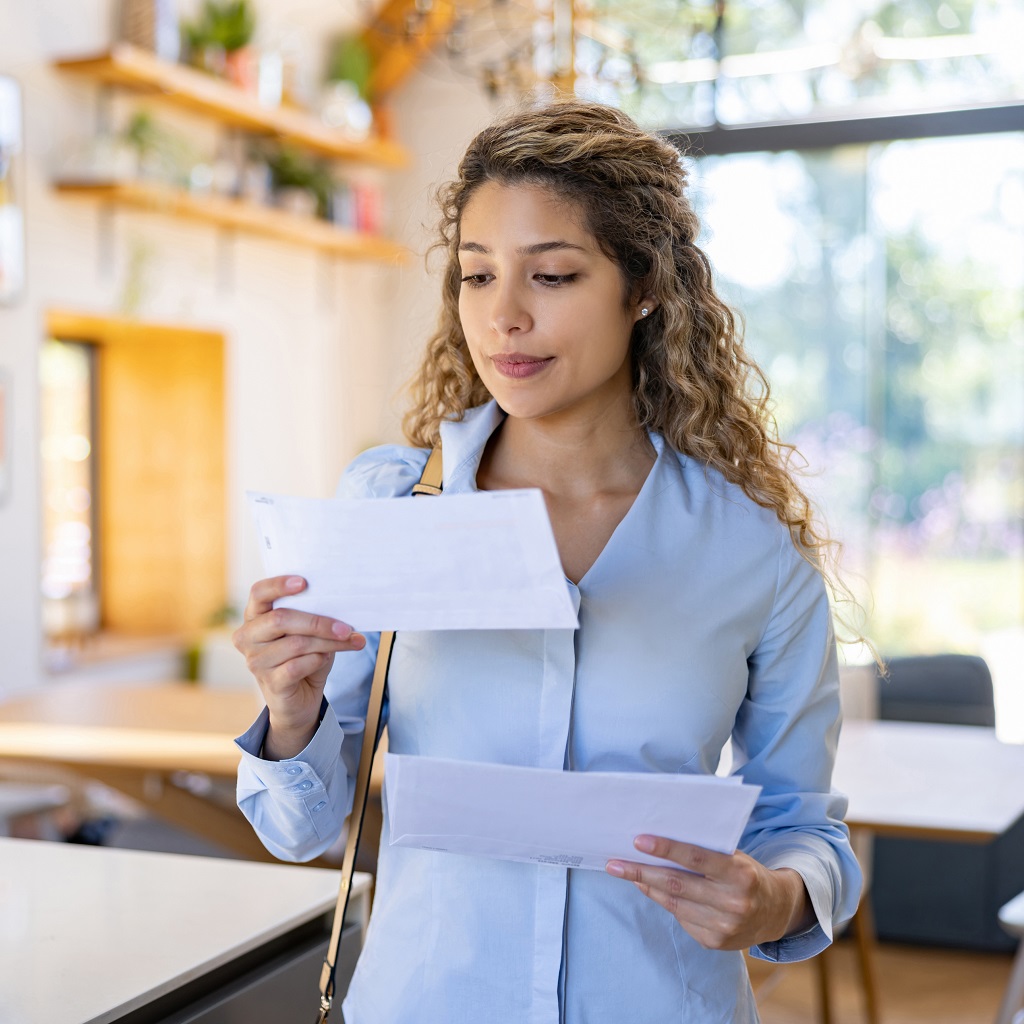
[55,45,409,168]
[55,180,408,262]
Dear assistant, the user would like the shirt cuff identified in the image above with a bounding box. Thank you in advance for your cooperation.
[748,850,835,963]
[234,700,355,857]
[234,698,347,787]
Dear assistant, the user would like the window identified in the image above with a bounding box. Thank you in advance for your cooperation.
[689,131,1024,737]
[40,339,99,640]
[593,0,1024,129]
[40,313,227,653]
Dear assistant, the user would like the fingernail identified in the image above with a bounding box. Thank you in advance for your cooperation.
[286,576,304,591]
[350,633,366,649]
[606,861,625,877]
[634,835,656,854]
[331,621,352,638]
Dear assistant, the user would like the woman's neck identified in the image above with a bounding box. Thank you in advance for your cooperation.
[479,400,655,501]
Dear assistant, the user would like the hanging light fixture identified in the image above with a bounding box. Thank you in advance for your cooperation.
[363,0,710,104]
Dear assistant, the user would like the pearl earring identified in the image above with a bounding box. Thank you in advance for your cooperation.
[640,308,650,317]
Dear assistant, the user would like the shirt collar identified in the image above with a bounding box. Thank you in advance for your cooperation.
[436,399,671,494]
[437,400,507,493]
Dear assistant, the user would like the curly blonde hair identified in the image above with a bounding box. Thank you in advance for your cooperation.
[405,99,858,618]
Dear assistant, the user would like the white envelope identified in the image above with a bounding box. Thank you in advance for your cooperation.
[247,488,579,632]
[385,754,761,871]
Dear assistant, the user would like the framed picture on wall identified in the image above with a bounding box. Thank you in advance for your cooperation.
[0,76,25,306]
[0,371,9,504]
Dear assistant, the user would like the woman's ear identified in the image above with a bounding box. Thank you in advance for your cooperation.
[636,297,657,322]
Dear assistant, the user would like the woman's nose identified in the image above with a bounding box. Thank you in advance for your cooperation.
[489,282,533,337]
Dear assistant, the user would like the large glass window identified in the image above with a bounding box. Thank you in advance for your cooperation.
[40,339,99,642]
[580,0,1024,129]
[689,131,1024,738]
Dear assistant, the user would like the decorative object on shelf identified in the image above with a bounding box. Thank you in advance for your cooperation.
[327,33,373,102]
[59,109,196,186]
[50,47,408,262]
[54,180,407,260]
[265,145,334,219]
[0,370,9,505]
[123,109,199,184]
[116,0,180,64]
[0,76,24,306]
[53,47,408,166]
[331,177,383,236]
[181,0,257,88]
[321,34,374,139]
[319,80,373,141]
[256,49,283,107]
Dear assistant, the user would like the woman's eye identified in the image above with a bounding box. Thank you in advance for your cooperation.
[536,273,578,287]
[460,274,491,287]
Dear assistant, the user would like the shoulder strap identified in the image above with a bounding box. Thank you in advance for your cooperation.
[412,447,443,496]
[316,446,443,1023]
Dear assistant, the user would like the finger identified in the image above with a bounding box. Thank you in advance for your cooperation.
[631,835,731,879]
[245,576,306,620]
[244,605,363,646]
[246,634,361,676]
[633,882,735,948]
[262,651,333,688]
[606,859,712,905]
[607,862,744,947]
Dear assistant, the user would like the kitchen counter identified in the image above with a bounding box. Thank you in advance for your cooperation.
[0,838,369,1023]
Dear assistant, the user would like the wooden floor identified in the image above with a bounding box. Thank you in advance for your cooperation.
[747,937,1017,1023]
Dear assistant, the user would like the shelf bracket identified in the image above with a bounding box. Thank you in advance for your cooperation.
[216,228,236,294]
[97,202,117,282]
[317,253,336,313]
[95,85,115,138]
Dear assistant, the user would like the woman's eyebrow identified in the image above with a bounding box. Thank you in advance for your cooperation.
[458,240,590,256]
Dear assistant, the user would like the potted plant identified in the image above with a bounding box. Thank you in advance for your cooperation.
[181,0,256,88]
[265,146,334,219]
[320,33,375,139]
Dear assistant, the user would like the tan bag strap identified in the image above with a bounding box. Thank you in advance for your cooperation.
[316,446,443,1023]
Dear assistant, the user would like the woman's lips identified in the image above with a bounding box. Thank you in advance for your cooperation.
[491,354,554,379]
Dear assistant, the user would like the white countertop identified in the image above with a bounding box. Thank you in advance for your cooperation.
[0,838,368,1024]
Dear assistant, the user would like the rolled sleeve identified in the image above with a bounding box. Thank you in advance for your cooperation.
[749,843,842,961]
[235,699,363,862]
[734,534,863,962]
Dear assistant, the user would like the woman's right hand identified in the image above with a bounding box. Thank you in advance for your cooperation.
[233,575,366,760]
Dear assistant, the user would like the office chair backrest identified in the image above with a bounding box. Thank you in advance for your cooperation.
[877,653,995,727]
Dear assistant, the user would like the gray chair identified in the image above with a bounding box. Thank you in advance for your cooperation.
[871,653,1023,951]
[878,653,995,727]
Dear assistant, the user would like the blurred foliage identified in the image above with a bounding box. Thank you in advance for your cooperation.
[182,0,256,54]
[264,146,335,218]
[327,34,373,98]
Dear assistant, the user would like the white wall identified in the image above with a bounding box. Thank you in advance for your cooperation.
[0,0,496,692]
[380,60,502,439]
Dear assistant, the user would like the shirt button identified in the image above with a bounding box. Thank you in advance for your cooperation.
[298,780,313,791]
[285,765,302,776]
[312,801,327,812]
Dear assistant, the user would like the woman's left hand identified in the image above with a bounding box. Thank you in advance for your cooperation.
[606,835,815,950]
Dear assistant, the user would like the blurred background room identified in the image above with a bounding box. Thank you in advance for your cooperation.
[0,1,1022,1022]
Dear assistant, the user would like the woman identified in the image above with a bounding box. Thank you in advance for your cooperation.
[233,100,862,1023]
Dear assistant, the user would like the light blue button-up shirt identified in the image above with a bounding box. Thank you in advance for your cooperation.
[236,400,861,1024]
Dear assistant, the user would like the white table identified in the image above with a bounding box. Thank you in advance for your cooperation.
[0,682,275,861]
[834,720,1024,841]
[0,838,370,1024]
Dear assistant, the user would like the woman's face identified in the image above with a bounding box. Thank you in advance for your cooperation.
[457,181,645,426]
